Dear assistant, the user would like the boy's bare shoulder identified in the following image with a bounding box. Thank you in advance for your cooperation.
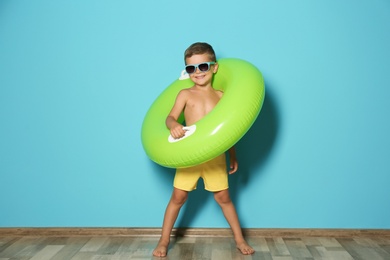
[178,87,198,96]
[215,89,224,98]
[179,88,192,94]
[175,88,191,102]
[177,88,191,96]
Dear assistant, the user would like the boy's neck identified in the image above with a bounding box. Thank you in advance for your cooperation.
[192,83,214,90]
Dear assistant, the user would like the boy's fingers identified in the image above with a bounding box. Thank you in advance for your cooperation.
[229,162,238,174]
[172,128,186,139]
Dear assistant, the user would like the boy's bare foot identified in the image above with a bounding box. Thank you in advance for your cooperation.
[236,241,255,255]
[153,240,169,257]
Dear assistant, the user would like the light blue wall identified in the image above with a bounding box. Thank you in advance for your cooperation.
[1,0,389,228]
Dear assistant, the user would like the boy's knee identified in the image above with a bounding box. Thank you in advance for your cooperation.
[214,190,231,205]
[171,190,188,206]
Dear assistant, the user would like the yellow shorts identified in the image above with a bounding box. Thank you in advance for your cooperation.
[174,154,228,192]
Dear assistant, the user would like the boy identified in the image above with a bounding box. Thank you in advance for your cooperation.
[153,42,254,257]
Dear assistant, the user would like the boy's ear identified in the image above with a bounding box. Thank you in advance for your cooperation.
[213,62,219,73]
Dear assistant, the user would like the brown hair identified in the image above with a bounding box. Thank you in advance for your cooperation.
[184,42,216,64]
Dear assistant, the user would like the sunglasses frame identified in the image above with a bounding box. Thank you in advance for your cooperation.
[185,62,216,74]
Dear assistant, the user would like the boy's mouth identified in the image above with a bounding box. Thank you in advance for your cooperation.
[195,75,205,79]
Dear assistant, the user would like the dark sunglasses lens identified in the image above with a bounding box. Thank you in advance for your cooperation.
[198,63,209,72]
[186,65,195,74]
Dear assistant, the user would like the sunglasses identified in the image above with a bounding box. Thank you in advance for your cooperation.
[185,62,216,74]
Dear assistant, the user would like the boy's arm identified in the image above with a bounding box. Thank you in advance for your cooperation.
[166,90,187,139]
[228,146,238,174]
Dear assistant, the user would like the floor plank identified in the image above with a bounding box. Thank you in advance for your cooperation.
[29,245,64,260]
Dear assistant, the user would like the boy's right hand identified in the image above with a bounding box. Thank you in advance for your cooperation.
[170,124,186,139]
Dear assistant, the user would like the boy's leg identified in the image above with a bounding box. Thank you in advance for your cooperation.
[213,189,255,255]
[153,187,188,257]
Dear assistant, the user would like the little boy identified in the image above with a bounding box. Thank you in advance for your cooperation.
[153,42,254,257]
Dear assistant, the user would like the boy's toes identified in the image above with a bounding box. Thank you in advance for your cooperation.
[237,242,255,255]
[153,244,168,257]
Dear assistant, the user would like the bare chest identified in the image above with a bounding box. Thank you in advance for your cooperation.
[184,93,221,124]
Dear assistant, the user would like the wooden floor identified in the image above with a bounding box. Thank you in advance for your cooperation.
[1,235,390,260]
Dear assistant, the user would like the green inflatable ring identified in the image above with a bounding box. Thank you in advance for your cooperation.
[141,58,265,168]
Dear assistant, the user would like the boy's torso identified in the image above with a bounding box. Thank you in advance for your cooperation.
[183,87,223,125]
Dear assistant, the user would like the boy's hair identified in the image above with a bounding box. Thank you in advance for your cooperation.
[184,42,216,64]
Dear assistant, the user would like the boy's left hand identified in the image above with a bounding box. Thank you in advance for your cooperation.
[229,159,238,174]
[228,146,238,174]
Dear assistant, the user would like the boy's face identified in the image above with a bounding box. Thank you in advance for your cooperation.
[185,54,218,87]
